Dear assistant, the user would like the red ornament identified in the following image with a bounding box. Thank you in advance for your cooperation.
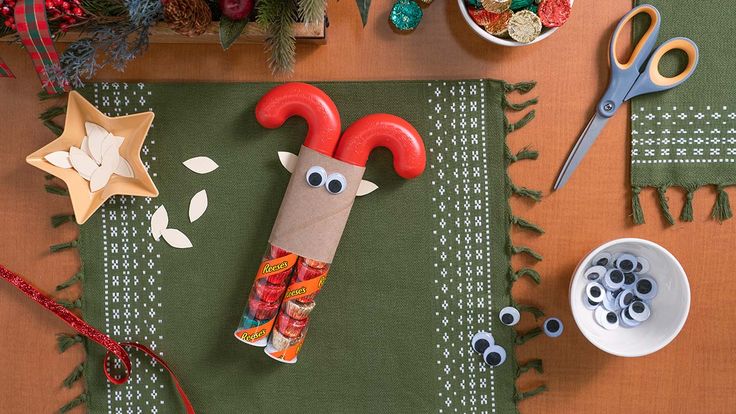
[538,0,571,28]
[219,0,254,21]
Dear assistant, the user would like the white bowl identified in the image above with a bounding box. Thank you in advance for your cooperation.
[457,0,574,47]
[569,238,690,357]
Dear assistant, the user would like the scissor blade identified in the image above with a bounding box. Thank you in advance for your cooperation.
[553,113,610,190]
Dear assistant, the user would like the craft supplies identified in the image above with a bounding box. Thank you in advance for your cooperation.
[554,4,699,190]
[543,317,563,337]
[471,331,507,367]
[499,306,521,326]
[390,0,423,31]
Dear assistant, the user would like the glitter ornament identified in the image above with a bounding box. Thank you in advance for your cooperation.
[481,0,510,13]
[507,9,541,43]
[509,0,533,11]
[390,0,423,31]
[484,10,512,36]
[538,0,571,28]
[468,7,496,27]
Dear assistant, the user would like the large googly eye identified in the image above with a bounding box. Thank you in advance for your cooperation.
[585,282,605,304]
[471,331,494,354]
[634,277,658,300]
[634,256,650,274]
[325,173,347,194]
[603,268,625,291]
[614,253,638,273]
[306,166,326,187]
[594,306,620,330]
[622,272,637,289]
[482,344,507,367]
[582,292,600,310]
[620,307,641,328]
[617,289,636,309]
[543,317,563,337]
[591,252,612,267]
[584,265,607,282]
[601,289,621,312]
[627,301,651,322]
[499,306,520,326]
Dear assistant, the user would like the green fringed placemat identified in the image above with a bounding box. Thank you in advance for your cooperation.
[631,0,736,224]
[47,80,546,413]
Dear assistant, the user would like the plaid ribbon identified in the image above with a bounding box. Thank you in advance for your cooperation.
[0,57,14,78]
[13,0,67,94]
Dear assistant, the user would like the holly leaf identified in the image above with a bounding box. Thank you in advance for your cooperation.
[220,16,249,50]
[356,0,371,26]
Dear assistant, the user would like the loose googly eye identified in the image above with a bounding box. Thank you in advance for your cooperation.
[622,272,637,289]
[620,307,641,328]
[583,292,599,310]
[617,289,636,309]
[603,268,625,291]
[585,282,605,303]
[634,256,650,274]
[471,331,494,354]
[306,166,326,187]
[634,277,658,301]
[628,301,651,322]
[543,317,563,337]
[602,289,621,312]
[591,252,612,267]
[325,172,347,194]
[499,306,520,326]
[594,306,620,330]
[584,265,607,282]
[483,344,507,367]
[614,253,638,273]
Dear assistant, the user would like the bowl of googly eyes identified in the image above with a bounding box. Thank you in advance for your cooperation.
[569,238,690,357]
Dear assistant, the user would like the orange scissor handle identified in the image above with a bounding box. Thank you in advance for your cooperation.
[610,4,660,71]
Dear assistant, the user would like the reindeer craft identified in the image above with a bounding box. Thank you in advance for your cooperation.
[233,83,426,363]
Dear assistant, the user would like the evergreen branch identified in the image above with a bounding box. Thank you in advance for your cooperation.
[298,0,326,25]
[258,0,297,74]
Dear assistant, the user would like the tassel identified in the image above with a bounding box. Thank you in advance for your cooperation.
[517,304,545,319]
[511,216,545,234]
[511,245,543,261]
[45,174,55,180]
[657,187,675,225]
[57,333,83,352]
[712,186,733,222]
[62,363,85,388]
[515,327,542,345]
[43,120,64,136]
[57,299,82,310]
[506,110,536,133]
[59,393,88,413]
[514,385,547,402]
[504,81,536,94]
[50,239,78,253]
[512,268,541,284]
[517,359,544,375]
[39,105,66,121]
[510,184,542,201]
[513,147,539,162]
[631,186,644,224]
[56,270,84,291]
[45,185,69,196]
[51,214,76,228]
[39,89,64,101]
[503,95,538,111]
[680,190,694,222]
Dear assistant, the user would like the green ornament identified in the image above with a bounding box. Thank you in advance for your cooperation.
[466,0,483,8]
[390,0,423,31]
[526,4,538,13]
[510,0,533,11]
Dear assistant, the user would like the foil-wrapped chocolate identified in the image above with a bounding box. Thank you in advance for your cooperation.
[481,0,510,13]
[285,299,316,320]
[485,10,512,37]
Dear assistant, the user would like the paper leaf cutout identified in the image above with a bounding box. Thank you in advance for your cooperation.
[44,151,72,169]
[102,134,124,154]
[101,140,120,169]
[89,165,113,192]
[151,205,168,241]
[189,189,208,222]
[81,136,91,157]
[219,16,248,50]
[115,157,134,178]
[183,156,219,174]
[356,179,379,196]
[69,146,98,180]
[161,228,193,249]
[85,122,108,164]
[278,151,298,173]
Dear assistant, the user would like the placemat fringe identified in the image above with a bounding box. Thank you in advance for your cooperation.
[631,186,645,224]
[515,304,545,319]
[514,327,542,345]
[509,245,543,261]
[712,185,733,221]
[516,359,543,376]
[56,268,84,291]
[57,333,84,353]
[40,104,66,136]
[510,215,545,234]
[657,186,675,225]
[50,239,79,253]
[510,268,541,285]
[59,392,88,413]
[45,184,69,196]
[514,385,547,402]
[57,298,83,310]
[63,362,85,388]
[509,183,542,201]
[505,110,536,133]
[680,190,695,222]
[52,214,76,228]
[510,147,539,162]
[504,81,536,94]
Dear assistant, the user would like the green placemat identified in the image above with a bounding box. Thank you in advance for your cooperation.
[51,80,546,413]
[631,0,736,224]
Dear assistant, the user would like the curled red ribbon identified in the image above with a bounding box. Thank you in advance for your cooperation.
[0,264,195,413]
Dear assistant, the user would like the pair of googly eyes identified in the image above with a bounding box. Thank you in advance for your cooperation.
[498,306,564,338]
[306,166,347,195]
[471,331,507,367]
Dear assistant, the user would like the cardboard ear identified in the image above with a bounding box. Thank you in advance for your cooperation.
[278,151,298,173]
[356,179,378,196]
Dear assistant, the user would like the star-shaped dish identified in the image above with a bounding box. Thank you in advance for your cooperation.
[26,91,159,224]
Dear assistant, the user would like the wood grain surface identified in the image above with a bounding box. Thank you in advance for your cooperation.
[1,0,734,413]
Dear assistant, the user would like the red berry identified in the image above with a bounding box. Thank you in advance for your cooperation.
[3,20,11,28]
[219,0,254,21]
[61,1,69,9]
[59,22,68,31]
[72,6,81,16]
[52,0,61,6]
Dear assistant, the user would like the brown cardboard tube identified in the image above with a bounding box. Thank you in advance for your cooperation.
[269,146,365,263]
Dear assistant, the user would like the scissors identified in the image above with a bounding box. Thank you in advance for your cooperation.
[554,4,699,190]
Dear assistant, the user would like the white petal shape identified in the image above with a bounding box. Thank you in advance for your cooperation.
[44,151,72,169]
[89,166,113,192]
[278,151,298,173]
[101,139,120,170]
[114,157,135,178]
[183,156,218,174]
[69,146,98,180]
[356,179,379,196]
[161,228,193,249]
[189,190,208,222]
[150,205,168,241]
[85,122,108,164]
[102,134,124,155]
[81,136,91,157]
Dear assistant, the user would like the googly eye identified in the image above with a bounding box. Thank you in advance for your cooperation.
[594,306,620,330]
[622,272,637,289]
[499,306,520,326]
[483,344,507,367]
[591,252,612,267]
[617,289,636,309]
[614,253,638,273]
[543,317,563,337]
[471,331,494,354]
[634,277,658,301]
[627,300,651,322]
[582,291,600,310]
[584,265,607,282]
[585,282,605,303]
[634,256,650,274]
[305,166,326,187]
[324,172,347,194]
[603,268,625,291]
[619,307,641,328]
[601,289,621,311]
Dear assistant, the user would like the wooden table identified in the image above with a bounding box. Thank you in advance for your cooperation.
[1,0,733,412]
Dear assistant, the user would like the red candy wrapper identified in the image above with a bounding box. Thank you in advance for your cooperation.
[254,279,287,303]
[538,0,571,28]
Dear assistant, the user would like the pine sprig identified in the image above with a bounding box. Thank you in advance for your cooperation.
[257,0,297,74]
[298,0,326,25]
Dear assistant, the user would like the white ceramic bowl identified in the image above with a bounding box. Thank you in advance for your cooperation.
[457,0,574,47]
[569,238,690,357]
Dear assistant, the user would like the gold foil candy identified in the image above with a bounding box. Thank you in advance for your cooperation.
[481,0,510,13]
[285,299,316,320]
[270,328,293,351]
[507,9,542,43]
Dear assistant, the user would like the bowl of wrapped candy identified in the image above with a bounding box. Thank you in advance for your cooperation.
[459,0,573,46]
[569,238,690,357]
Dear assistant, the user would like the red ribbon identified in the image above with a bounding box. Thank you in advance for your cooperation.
[0,57,15,78]
[0,264,195,414]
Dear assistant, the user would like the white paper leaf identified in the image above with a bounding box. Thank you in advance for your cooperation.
[150,205,168,241]
[188,190,208,222]
[183,156,219,174]
[69,146,98,180]
[102,134,124,154]
[356,179,379,196]
[161,228,193,249]
[85,123,108,164]
[44,151,72,169]
[81,136,91,157]
[101,140,120,170]
[89,166,113,192]
[278,151,298,173]
[115,157,134,178]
